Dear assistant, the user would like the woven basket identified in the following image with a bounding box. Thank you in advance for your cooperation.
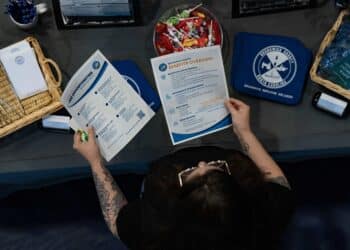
[0,37,63,138]
[310,10,350,100]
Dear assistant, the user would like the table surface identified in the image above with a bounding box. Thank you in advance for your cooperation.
[0,0,348,174]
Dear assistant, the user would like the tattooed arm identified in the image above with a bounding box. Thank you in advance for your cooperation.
[90,160,128,237]
[73,127,128,238]
[225,98,290,189]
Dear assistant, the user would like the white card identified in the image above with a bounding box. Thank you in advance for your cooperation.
[0,47,48,99]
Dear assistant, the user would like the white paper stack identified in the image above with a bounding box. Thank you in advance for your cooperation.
[0,40,48,100]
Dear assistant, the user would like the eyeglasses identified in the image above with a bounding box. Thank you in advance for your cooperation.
[178,160,231,187]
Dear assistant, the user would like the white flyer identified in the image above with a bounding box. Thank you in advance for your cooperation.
[151,46,231,145]
[61,50,155,161]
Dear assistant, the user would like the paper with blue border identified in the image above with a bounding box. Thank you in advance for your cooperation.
[61,50,155,161]
[151,46,231,145]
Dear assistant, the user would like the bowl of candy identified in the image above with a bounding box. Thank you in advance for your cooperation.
[153,3,223,56]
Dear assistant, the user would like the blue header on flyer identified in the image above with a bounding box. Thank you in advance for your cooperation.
[68,61,108,107]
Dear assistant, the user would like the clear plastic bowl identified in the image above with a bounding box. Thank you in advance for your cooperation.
[153,4,223,56]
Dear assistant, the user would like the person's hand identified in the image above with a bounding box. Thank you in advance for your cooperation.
[73,127,102,166]
[224,97,251,135]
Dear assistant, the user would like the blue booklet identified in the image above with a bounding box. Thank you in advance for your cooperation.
[112,60,161,112]
[231,32,312,105]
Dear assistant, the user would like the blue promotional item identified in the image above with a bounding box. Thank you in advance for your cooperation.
[231,32,312,105]
[112,60,161,112]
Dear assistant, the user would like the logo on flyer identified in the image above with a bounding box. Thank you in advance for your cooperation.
[253,46,297,89]
[92,61,101,70]
[159,63,167,72]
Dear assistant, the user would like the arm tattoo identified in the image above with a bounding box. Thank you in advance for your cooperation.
[267,176,291,190]
[235,129,250,154]
[92,165,127,238]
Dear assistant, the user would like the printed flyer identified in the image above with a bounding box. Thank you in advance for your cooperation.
[62,50,155,161]
[151,46,231,145]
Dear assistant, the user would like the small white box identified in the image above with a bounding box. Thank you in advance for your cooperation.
[42,115,71,130]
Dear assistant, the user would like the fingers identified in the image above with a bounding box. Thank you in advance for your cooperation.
[224,99,238,115]
[87,127,95,138]
[226,97,250,112]
[73,127,95,150]
[228,97,248,108]
[73,132,81,149]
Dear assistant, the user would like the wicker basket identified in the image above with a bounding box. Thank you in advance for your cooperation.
[310,10,350,100]
[0,37,63,138]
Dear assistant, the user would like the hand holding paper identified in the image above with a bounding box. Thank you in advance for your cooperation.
[151,45,231,144]
[62,50,155,162]
[73,127,102,166]
[224,98,251,135]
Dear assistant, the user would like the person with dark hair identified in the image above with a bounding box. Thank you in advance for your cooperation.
[73,97,294,250]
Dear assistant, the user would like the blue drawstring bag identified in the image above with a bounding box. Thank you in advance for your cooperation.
[231,32,312,105]
[112,60,161,112]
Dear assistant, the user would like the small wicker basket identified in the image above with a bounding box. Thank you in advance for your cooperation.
[0,37,63,138]
[310,10,350,100]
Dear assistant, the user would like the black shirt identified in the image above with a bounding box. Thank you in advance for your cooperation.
[117,147,295,250]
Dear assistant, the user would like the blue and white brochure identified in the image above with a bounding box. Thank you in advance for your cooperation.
[62,50,155,161]
[151,46,231,145]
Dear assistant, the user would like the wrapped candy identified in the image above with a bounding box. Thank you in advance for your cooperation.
[154,4,222,56]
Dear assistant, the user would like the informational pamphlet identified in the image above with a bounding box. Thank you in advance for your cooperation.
[62,50,155,161]
[151,46,231,145]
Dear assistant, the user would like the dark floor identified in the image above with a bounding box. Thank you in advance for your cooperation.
[1,157,350,250]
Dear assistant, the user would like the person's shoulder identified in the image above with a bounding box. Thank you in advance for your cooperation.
[266,176,291,190]
[260,181,296,212]
[117,199,143,228]
[264,181,294,198]
[253,182,295,244]
[116,200,145,249]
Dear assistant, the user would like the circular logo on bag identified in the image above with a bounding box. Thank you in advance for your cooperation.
[122,74,141,95]
[253,46,297,89]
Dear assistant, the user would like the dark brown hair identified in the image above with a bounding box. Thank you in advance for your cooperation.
[141,149,265,250]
